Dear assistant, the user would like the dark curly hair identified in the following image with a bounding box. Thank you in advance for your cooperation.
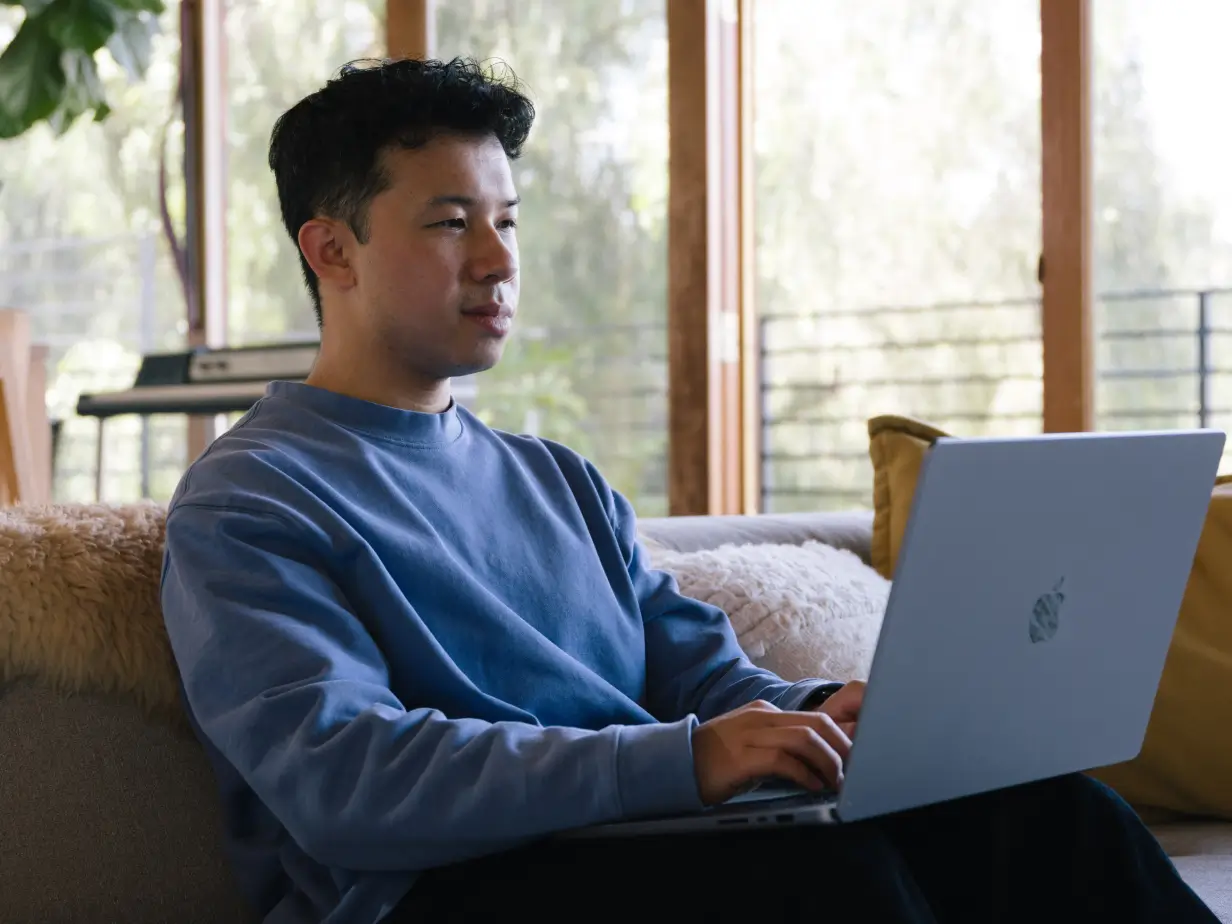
[268,57,536,327]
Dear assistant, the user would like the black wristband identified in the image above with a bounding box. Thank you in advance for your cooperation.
[800,682,845,710]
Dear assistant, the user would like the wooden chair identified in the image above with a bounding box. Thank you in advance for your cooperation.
[0,310,52,505]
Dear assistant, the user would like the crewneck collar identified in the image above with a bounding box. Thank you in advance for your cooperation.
[265,380,464,445]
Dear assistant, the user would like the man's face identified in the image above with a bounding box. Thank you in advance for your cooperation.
[349,133,520,381]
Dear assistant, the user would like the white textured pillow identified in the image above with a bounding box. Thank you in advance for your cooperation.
[646,540,890,684]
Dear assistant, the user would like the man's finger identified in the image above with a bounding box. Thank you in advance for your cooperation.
[751,726,846,788]
[824,682,865,720]
[751,710,853,759]
[750,748,827,793]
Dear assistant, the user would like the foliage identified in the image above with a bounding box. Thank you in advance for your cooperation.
[0,0,163,139]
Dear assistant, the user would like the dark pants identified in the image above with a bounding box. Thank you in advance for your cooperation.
[392,774,1218,923]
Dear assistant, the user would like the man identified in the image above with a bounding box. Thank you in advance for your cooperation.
[160,57,1216,924]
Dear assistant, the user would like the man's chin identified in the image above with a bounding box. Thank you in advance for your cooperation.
[443,345,506,380]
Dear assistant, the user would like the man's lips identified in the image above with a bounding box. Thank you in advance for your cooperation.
[462,302,514,335]
[461,302,513,319]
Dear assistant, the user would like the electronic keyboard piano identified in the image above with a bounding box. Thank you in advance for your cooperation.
[74,341,481,500]
[76,341,319,419]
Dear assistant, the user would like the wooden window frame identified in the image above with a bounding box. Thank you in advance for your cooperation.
[672,0,1097,512]
[182,0,228,460]
[737,0,760,513]
[385,0,744,516]
[667,0,750,516]
[1040,0,1094,433]
[387,0,433,60]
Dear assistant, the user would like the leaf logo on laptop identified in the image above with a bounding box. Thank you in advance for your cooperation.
[1029,578,1065,643]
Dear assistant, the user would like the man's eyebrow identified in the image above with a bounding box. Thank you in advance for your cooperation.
[426,195,521,208]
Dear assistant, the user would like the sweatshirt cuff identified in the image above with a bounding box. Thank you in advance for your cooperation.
[615,716,704,820]
[776,679,845,712]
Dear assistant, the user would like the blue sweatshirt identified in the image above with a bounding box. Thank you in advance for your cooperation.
[160,381,837,924]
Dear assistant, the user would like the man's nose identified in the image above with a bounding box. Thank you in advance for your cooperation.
[469,225,518,283]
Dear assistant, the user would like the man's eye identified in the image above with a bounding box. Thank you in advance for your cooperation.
[499,219,518,230]
[434,218,466,229]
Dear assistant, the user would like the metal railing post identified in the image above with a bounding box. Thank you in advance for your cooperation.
[1198,291,1211,430]
[138,234,157,499]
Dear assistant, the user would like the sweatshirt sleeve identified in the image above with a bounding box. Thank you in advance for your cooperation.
[160,503,702,873]
[607,490,841,722]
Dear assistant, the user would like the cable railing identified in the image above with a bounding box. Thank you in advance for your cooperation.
[5,235,1228,516]
[760,287,1232,512]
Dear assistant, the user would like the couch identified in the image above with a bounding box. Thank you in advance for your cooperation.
[2,508,1229,922]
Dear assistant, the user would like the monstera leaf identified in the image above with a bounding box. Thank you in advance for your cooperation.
[0,0,163,139]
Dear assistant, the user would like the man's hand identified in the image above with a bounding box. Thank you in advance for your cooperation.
[691,699,851,806]
[814,680,865,740]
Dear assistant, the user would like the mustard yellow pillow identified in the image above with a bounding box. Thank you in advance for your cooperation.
[866,414,1232,818]
[868,415,949,579]
[1089,479,1232,816]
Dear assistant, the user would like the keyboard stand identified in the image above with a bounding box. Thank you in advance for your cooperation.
[78,383,274,501]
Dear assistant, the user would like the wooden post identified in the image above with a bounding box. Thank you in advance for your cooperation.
[1040,0,1094,432]
[25,345,50,502]
[387,0,433,59]
[738,0,760,513]
[0,310,43,505]
[183,0,229,461]
[667,0,745,515]
[0,379,19,506]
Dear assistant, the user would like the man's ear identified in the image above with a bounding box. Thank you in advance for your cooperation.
[298,219,356,294]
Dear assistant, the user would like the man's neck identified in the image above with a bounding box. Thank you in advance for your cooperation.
[305,351,452,414]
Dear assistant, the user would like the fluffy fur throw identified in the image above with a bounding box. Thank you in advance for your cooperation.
[647,540,890,683]
[0,502,182,723]
[0,504,887,726]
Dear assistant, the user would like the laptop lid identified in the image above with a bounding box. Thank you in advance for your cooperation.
[836,429,1225,823]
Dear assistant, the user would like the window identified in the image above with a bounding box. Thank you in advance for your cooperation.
[434,0,670,515]
[752,0,1043,511]
[1093,0,1232,466]
[0,3,186,502]
[225,0,383,346]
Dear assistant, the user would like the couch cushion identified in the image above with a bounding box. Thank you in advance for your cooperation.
[0,680,254,923]
[0,504,252,920]
[0,502,181,721]
[867,415,947,579]
[1150,822,1232,922]
[647,540,889,683]
[865,414,1232,821]
[639,511,874,562]
[1170,858,1232,923]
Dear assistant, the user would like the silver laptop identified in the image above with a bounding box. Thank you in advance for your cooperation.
[570,428,1225,838]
